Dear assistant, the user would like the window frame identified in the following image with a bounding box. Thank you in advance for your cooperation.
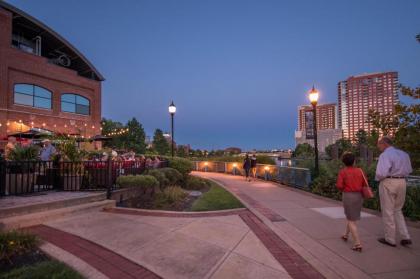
[61,93,91,115]
[13,83,52,110]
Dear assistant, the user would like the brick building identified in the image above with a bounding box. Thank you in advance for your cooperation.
[338,72,398,140]
[0,2,104,145]
[298,103,337,131]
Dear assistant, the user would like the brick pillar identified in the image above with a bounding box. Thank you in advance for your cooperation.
[0,9,12,139]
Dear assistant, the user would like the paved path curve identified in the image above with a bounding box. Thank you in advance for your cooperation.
[193,171,420,279]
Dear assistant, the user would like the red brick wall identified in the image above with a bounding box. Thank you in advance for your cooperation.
[0,8,102,141]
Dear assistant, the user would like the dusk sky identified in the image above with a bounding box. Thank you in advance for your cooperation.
[6,0,420,150]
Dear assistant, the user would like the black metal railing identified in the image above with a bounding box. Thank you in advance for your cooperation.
[0,159,169,197]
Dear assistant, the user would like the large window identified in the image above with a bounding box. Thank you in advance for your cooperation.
[61,94,90,115]
[14,84,52,109]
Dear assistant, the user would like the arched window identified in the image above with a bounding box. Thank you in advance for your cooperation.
[61,94,90,115]
[14,84,52,109]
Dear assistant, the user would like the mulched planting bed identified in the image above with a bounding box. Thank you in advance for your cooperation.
[119,186,211,211]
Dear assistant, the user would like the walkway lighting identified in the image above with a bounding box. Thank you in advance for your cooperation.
[308,85,320,176]
[168,101,176,157]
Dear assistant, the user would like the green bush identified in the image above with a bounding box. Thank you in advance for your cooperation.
[0,230,39,264]
[146,169,169,189]
[184,176,211,190]
[116,175,158,189]
[167,157,194,177]
[159,168,182,185]
[153,186,188,209]
[8,145,40,161]
[1,260,83,279]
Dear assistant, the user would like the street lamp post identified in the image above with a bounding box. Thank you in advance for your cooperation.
[168,101,176,157]
[309,86,319,177]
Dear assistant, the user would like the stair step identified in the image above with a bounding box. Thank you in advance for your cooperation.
[1,200,115,230]
[0,192,107,219]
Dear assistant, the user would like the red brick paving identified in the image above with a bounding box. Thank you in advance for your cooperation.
[239,211,324,279]
[27,225,161,279]
[228,186,286,222]
[106,205,323,279]
[103,207,247,218]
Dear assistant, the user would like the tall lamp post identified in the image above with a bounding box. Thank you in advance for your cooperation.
[168,101,176,157]
[309,86,319,177]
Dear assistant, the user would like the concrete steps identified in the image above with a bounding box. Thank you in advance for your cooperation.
[1,200,116,230]
[0,192,107,219]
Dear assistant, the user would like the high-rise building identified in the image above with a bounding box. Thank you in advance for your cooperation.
[338,72,398,140]
[298,103,338,131]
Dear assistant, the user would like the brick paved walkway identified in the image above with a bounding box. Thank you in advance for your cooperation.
[28,225,161,279]
[106,207,322,278]
[194,172,420,279]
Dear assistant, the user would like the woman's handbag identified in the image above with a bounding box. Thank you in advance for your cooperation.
[360,168,374,199]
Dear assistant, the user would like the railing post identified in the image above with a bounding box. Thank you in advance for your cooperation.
[0,158,5,196]
[106,157,113,199]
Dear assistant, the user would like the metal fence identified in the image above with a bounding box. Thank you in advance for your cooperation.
[0,159,169,197]
[193,161,311,188]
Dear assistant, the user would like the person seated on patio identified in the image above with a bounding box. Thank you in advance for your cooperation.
[5,136,17,160]
[145,157,153,169]
[153,156,161,168]
[40,139,56,161]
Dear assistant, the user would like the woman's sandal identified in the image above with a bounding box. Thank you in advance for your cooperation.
[352,244,363,252]
[341,235,348,242]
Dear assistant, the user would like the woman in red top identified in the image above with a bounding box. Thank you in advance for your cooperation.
[336,152,367,252]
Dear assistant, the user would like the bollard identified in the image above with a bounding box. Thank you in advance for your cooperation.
[232,163,238,175]
[264,166,270,181]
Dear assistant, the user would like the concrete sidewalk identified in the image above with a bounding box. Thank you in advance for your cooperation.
[194,171,420,279]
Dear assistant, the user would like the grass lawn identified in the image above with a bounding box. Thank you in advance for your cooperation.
[190,181,244,211]
[1,260,84,279]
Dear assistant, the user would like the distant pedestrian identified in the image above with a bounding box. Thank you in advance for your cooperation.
[243,154,251,182]
[40,139,56,161]
[250,154,257,180]
[376,136,412,247]
[336,152,366,252]
[5,136,17,160]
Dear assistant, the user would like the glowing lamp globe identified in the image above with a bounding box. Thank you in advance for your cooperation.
[168,101,176,114]
[309,86,319,105]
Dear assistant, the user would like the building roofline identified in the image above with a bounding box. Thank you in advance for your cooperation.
[0,1,105,81]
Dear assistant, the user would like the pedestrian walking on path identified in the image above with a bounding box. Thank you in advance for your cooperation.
[336,152,365,252]
[243,154,251,182]
[375,136,413,247]
[250,154,257,180]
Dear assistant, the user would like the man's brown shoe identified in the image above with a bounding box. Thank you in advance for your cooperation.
[400,239,412,246]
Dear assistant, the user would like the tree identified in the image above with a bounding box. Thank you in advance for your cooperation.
[293,143,314,158]
[176,146,188,157]
[101,117,124,149]
[122,118,146,154]
[325,138,354,159]
[153,129,170,155]
[367,109,399,136]
[355,129,368,145]
[394,85,420,171]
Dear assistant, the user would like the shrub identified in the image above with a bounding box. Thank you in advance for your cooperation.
[146,169,169,189]
[8,145,39,161]
[184,176,211,190]
[2,260,84,279]
[153,186,188,209]
[0,230,39,264]
[161,186,188,203]
[255,155,276,165]
[116,175,158,189]
[159,168,182,185]
[167,157,194,177]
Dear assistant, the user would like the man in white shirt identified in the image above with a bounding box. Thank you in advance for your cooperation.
[376,136,413,247]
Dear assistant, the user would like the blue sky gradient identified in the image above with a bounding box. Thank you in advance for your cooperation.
[6,0,420,150]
